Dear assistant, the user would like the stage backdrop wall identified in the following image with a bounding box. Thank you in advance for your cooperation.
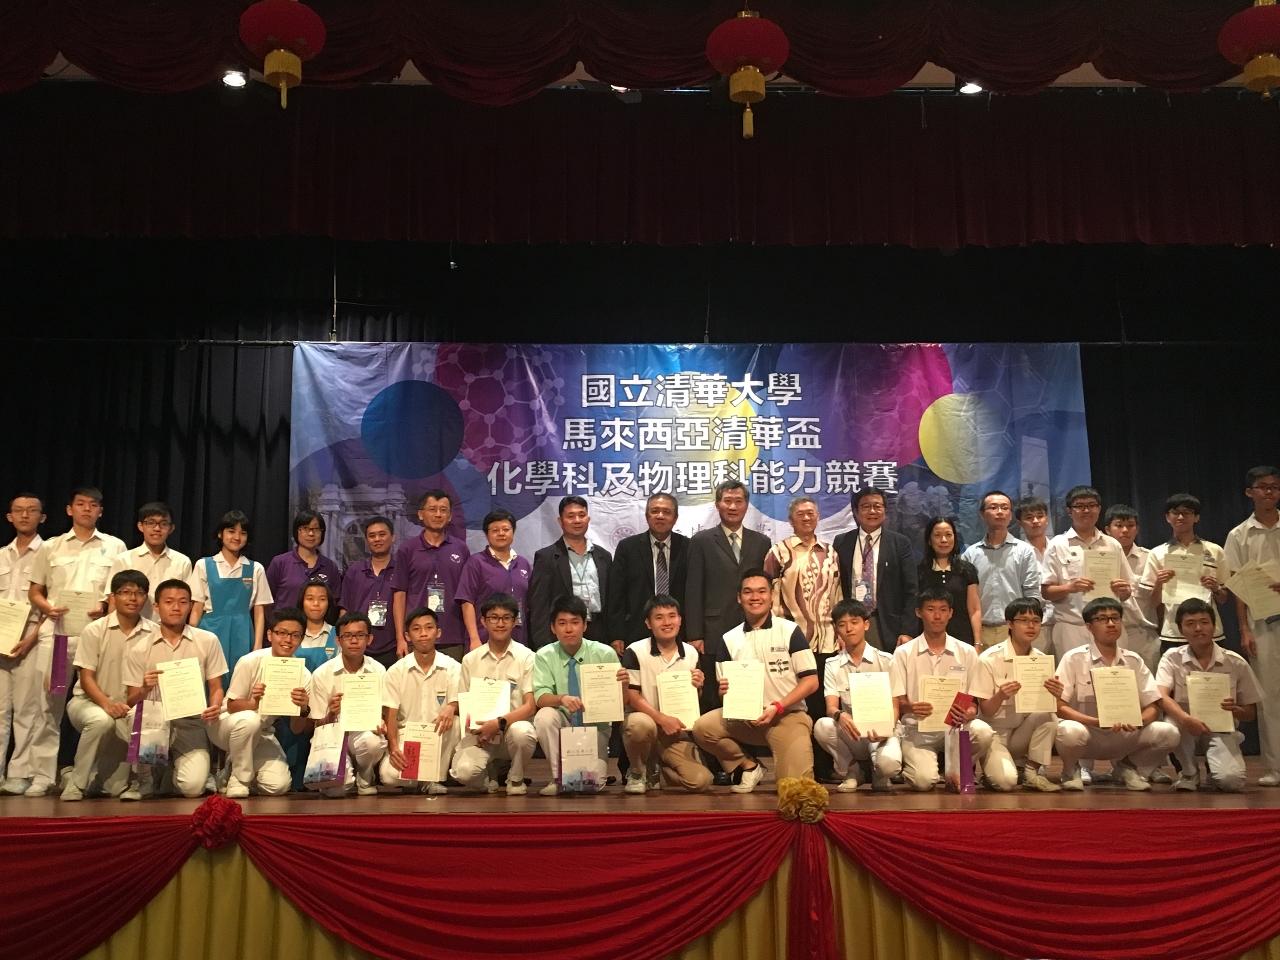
[290,342,1089,562]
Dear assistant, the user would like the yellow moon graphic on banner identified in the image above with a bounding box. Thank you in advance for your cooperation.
[918,393,1004,485]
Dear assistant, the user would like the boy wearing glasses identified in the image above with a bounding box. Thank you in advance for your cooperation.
[1137,494,1229,655]
[1042,486,1134,662]
[1053,597,1179,791]
[450,593,537,794]
[212,606,312,798]
[0,493,45,795]
[307,612,388,797]
[63,570,159,800]
[1224,465,1280,786]
[106,502,192,621]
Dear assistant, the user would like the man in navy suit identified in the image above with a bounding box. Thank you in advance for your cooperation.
[528,497,612,650]
[833,489,918,650]
[607,494,688,654]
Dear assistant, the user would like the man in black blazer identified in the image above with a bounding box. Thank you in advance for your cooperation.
[528,496,612,650]
[607,493,688,652]
[833,488,918,650]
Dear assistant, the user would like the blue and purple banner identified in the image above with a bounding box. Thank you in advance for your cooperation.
[290,342,1089,565]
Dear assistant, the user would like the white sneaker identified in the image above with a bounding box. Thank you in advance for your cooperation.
[483,776,501,794]
[1079,766,1093,785]
[1149,768,1173,785]
[1258,771,1280,787]
[1060,768,1084,791]
[1022,772,1062,793]
[1175,774,1200,792]
[60,783,84,802]
[730,763,766,794]
[224,776,250,799]
[25,780,52,798]
[58,766,73,791]
[505,780,527,796]
[538,782,560,796]
[870,773,893,793]
[425,782,448,795]
[836,778,860,793]
[120,785,143,802]
[356,782,378,796]
[624,771,647,795]
[1,777,31,795]
[1118,764,1150,792]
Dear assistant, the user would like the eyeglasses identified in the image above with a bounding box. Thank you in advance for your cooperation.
[1069,502,1100,511]
[339,631,370,640]
[113,588,147,599]
[9,507,42,515]
[271,629,303,641]
[1010,617,1041,625]
[1088,615,1122,625]
[859,504,885,513]
[1167,511,1197,520]
[298,524,324,534]
[1252,484,1280,494]
[140,519,172,529]
[484,614,515,624]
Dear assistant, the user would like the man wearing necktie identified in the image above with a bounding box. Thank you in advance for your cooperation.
[607,494,690,654]
[833,489,918,651]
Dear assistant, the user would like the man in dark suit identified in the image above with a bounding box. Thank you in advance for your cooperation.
[607,493,688,653]
[528,496,612,650]
[833,488,918,650]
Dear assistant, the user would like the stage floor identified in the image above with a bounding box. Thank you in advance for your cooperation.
[5,758,1280,818]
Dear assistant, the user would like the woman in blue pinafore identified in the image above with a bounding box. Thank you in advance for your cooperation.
[190,510,271,682]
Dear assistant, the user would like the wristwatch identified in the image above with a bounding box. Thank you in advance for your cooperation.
[299,704,311,718]
[498,716,508,732]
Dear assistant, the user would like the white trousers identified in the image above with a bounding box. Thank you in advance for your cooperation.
[1249,619,1280,772]
[1176,729,1247,792]
[1055,720,1180,771]
[533,707,609,781]
[812,717,902,782]
[65,696,132,795]
[899,720,993,791]
[450,720,536,788]
[5,635,74,786]
[209,712,292,796]
[165,718,213,798]
[982,714,1058,791]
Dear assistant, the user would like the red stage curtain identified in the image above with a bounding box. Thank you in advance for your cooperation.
[824,809,1280,960]
[237,812,795,960]
[0,0,1247,98]
[0,815,197,960]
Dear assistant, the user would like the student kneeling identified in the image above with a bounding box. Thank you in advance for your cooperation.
[382,607,459,794]
[308,612,389,797]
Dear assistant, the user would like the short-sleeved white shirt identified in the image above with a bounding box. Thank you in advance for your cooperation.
[382,652,461,729]
[73,612,158,701]
[0,535,42,603]
[621,637,701,713]
[225,647,314,724]
[106,544,193,619]
[187,554,273,612]
[972,640,1056,730]
[822,644,894,706]
[460,641,535,713]
[721,616,818,715]
[1043,530,1133,625]
[307,655,387,727]
[122,625,227,690]
[1055,641,1161,716]
[891,634,981,731]
[1137,539,1228,640]
[1155,643,1262,714]
[1224,515,1280,625]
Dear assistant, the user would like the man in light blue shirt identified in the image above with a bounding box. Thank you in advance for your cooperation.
[961,490,1042,652]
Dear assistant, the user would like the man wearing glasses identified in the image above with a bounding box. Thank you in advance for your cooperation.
[106,502,192,621]
[1041,485,1134,662]
[833,489,917,651]
[307,612,388,797]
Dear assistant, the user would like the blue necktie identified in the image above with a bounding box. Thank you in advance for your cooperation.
[566,655,583,725]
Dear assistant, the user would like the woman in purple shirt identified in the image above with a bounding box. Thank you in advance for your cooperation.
[265,510,343,610]
[457,509,532,650]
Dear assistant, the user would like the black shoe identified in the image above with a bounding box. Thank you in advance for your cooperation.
[713,771,732,787]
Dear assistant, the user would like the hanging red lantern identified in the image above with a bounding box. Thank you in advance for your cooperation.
[239,0,327,109]
[706,10,790,139]
[1219,0,1280,97]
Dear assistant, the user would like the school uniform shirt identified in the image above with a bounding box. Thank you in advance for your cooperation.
[1224,514,1280,624]
[971,640,1054,731]
[72,613,158,702]
[1155,644,1261,719]
[226,646,313,725]
[391,533,470,646]
[105,544,193,619]
[308,655,387,726]
[122,625,228,693]
[1029,541,1055,626]
[720,616,818,716]
[961,535,1042,626]
[1137,539,1228,640]
[532,639,619,726]
[29,529,127,633]
[459,641,535,713]
[339,557,398,656]
[1043,530,1133,626]
[188,554,273,612]
[1054,641,1161,717]
[621,637,701,713]
[303,624,334,648]
[1120,545,1158,633]
[382,652,461,729]
[0,535,42,602]
[823,644,895,708]
[454,549,532,646]
[890,634,981,731]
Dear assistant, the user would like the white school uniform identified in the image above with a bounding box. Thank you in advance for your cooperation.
[0,535,41,784]
[1120,545,1160,672]
[970,641,1058,790]
[308,656,388,794]
[380,652,460,788]
[188,553,273,612]
[451,641,536,789]
[1137,539,1228,643]
[106,544,193,620]
[813,644,902,783]
[1043,529,1133,659]
[1224,513,1280,773]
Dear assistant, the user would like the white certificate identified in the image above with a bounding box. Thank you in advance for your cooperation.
[1163,553,1209,606]
[339,672,383,731]
[156,657,207,720]
[1186,672,1234,734]
[580,662,624,724]
[1012,655,1057,714]
[721,660,766,721]
[50,588,98,636]
[1091,666,1142,728]
[0,597,31,656]
[259,657,305,717]
[847,672,895,738]
[1083,548,1118,601]
[656,670,700,729]
[917,676,962,733]
[1226,562,1280,621]
[459,677,511,731]
[400,721,442,782]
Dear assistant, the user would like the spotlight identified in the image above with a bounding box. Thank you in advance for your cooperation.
[222,69,248,88]
[609,85,630,94]
[959,81,983,95]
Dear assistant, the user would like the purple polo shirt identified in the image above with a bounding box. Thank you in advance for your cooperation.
[339,557,398,656]
[454,549,532,646]
[391,532,470,646]
[265,549,343,610]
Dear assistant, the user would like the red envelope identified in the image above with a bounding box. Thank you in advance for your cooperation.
[944,691,975,727]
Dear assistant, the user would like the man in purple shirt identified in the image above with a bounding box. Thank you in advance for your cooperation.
[457,508,532,650]
[392,489,470,659]
[265,510,343,611]
[339,515,399,669]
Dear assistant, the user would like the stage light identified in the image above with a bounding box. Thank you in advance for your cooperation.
[222,69,248,88]
[959,81,983,95]
[610,85,630,94]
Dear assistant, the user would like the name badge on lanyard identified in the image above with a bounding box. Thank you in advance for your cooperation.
[854,580,871,602]
[367,600,388,628]
[427,576,444,613]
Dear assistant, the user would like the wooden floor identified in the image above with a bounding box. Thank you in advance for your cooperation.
[5,758,1280,818]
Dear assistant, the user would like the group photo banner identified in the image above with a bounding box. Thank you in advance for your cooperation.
[289,342,1090,563]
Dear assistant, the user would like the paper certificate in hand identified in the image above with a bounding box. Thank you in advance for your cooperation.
[1163,553,1209,606]
[50,589,98,637]
[400,722,442,782]
[721,660,766,721]
[0,597,30,656]
[339,673,382,731]
[1083,548,1118,601]
[917,676,962,733]
[259,657,305,716]
[1091,667,1142,728]
[156,657,207,720]
[656,671,700,729]
[1186,672,1234,734]
[580,662,624,724]
[460,678,511,731]
[1225,561,1280,621]
[1012,655,1057,714]
[847,672,895,738]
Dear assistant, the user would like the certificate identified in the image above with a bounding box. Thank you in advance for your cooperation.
[579,662,624,725]
[917,676,962,733]
[459,678,511,731]
[50,588,98,637]
[1091,666,1142,728]
[400,722,443,782]
[339,672,382,731]
[847,672,895,738]
[1163,553,1209,606]
[721,660,766,721]
[1225,562,1280,621]
[1082,548,1118,601]
[259,656,305,716]
[656,670,700,729]
[0,597,30,656]
[1012,655,1057,714]
[156,657,207,720]
[1186,672,1234,734]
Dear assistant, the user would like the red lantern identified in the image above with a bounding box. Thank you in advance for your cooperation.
[706,10,790,139]
[1219,0,1280,97]
[239,0,327,108]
